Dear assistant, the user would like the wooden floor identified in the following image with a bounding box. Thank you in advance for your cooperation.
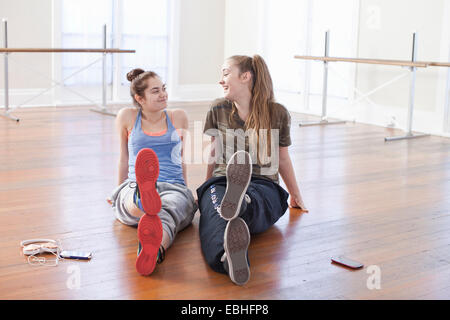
[1,103,450,300]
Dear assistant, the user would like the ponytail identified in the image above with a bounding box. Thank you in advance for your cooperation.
[228,54,274,164]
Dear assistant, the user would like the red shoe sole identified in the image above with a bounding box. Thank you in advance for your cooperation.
[136,214,163,276]
[135,148,162,215]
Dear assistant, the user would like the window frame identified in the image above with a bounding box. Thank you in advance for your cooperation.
[52,0,175,104]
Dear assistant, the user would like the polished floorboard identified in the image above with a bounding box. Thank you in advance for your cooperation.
[1,103,450,299]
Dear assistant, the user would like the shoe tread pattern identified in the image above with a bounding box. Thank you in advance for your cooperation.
[225,218,250,285]
[220,152,252,220]
[135,149,162,215]
[136,214,163,275]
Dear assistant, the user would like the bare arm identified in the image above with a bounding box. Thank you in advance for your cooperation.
[278,146,308,211]
[116,108,131,185]
[171,109,190,185]
[178,110,189,185]
[205,136,217,181]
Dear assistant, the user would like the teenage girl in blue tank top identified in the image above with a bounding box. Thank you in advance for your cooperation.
[111,68,197,276]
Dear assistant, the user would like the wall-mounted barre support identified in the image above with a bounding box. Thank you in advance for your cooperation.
[299,30,346,127]
[294,31,450,141]
[384,32,429,141]
[90,24,116,117]
[1,21,135,122]
[1,19,19,122]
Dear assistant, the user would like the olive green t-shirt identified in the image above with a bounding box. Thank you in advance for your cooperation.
[203,98,292,184]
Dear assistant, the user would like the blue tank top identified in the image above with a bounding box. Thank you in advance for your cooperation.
[128,109,185,185]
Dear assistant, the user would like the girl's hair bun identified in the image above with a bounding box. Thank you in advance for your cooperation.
[126,68,145,82]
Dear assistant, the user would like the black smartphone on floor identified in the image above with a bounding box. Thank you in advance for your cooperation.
[331,256,363,269]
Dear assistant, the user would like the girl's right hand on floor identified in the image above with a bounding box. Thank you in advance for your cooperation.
[290,196,309,213]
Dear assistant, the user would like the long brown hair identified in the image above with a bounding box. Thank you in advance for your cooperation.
[228,54,275,163]
[126,68,159,109]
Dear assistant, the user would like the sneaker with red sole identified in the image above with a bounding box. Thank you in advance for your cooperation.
[136,213,163,276]
[135,148,162,215]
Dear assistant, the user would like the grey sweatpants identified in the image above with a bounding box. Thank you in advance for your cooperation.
[110,180,198,247]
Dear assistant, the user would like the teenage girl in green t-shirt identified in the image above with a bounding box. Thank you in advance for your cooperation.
[196,54,308,286]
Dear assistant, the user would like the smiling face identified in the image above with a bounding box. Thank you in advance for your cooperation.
[219,59,252,101]
[135,76,168,112]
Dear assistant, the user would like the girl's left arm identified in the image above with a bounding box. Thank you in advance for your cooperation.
[278,146,308,212]
[173,109,189,185]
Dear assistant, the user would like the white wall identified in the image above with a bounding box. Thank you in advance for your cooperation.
[178,0,224,85]
[169,0,225,101]
[224,0,264,58]
[0,0,226,106]
[353,0,450,136]
[2,0,449,136]
[221,0,450,137]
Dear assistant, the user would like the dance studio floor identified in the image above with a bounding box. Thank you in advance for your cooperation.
[1,102,450,299]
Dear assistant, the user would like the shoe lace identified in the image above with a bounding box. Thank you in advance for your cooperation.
[157,245,166,264]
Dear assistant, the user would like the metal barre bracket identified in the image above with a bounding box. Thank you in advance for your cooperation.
[299,30,346,128]
[384,132,429,142]
[1,22,135,121]
[299,118,346,127]
[384,32,428,141]
[295,31,441,140]
[0,110,19,122]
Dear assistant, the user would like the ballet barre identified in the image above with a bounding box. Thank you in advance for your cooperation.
[295,31,450,141]
[1,21,135,122]
[294,55,429,68]
[0,48,135,53]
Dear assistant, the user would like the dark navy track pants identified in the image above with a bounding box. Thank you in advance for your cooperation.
[196,176,289,274]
